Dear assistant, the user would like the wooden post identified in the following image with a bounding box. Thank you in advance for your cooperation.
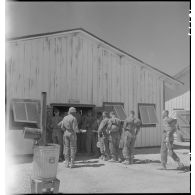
[40,92,47,146]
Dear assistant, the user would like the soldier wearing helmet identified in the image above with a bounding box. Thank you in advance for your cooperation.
[60,107,80,168]
[160,110,184,170]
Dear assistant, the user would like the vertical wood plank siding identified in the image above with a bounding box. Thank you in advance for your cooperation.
[6,33,164,147]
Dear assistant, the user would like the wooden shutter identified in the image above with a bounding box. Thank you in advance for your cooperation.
[138,104,158,126]
[114,105,127,120]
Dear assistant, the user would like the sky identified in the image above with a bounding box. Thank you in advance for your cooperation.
[5,1,190,76]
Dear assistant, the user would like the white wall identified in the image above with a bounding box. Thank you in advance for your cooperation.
[165,90,190,115]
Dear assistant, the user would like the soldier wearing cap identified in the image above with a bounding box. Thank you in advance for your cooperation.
[98,111,110,161]
[107,111,123,162]
[51,108,64,161]
[121,110,141,165]
[160,110,184,170]
[60,107,80,168]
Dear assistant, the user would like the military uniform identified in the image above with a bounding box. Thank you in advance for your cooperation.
[98,117,110,160]
[121,117,141,164]
[160,117,181,168]
[51,115,64,159]
[46,109,53,143]
[107,116,122,161]
[61,113,79,167]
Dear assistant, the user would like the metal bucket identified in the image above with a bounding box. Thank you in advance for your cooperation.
[32,144,60,179]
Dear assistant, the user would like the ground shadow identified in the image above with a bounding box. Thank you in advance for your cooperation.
[76,160,99,164]
[166,166,190,173]
[134,158,161,164]
[157,165,190,173]
[134,144,189,155]
[73,163,105,168]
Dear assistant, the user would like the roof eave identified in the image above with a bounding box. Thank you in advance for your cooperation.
[6,28,183,86]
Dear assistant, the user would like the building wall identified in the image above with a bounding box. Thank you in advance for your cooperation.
[165,67,190,101]
[165,90,190,115]
[165,67,190,115]
[6,32,165,153]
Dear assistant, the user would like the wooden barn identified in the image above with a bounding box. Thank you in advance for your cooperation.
[5,28,183,155]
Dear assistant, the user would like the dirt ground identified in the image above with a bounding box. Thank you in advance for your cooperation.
[7,145,190,194]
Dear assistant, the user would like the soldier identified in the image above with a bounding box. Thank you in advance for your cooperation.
[51,108,64,161]
[60,107,80,168]
[84,110,97,156]
[160,110,184,170]
[129,111,141,161]
[98,111,110,161]
[107,111,122,162]
[121,110,141,165]
[95,112,103,157]
[46,107,53,143]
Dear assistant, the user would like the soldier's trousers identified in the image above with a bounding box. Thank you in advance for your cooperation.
[63,131,77,162]
[99,136,110,158]
[160,134,180,165]
[122,131,135,161]
[86,133,97,154]
[109,132,121,160]
[52,129,64,158]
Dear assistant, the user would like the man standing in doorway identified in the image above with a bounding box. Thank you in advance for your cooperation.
[84,110,97,156]
[98,111,110,161]
[60,107,80,168]
[160,110,184,170]
[121,110,141,165]
[51,108,64,162]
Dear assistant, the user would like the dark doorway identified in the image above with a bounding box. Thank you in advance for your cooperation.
[50,103,96,154]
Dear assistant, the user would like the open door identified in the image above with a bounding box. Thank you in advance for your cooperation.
[49,103,96,153]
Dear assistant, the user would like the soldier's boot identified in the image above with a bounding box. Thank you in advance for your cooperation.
[161,162,167,170]
[64,147,70,168]
[104,155,110,161]
[130,155,134,164]
[122,159,130,165]
[108,155,117,162]
[70,159,75,168]
[99,155,104,160]
[64,159,69,168]
[177,161,184,170]
[117,158,123,163]
[70,147,76,168]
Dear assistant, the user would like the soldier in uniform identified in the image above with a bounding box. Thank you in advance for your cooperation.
[128,111,141,161]
[160,110,184,170]
[107,111,122,162]
[121,110,141,165]
[60,107,80,168]
[84,110,97,156]
[98,111,110,161]
[51,108,64,161]
[95,112,103,157]
[46,107,53,143]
